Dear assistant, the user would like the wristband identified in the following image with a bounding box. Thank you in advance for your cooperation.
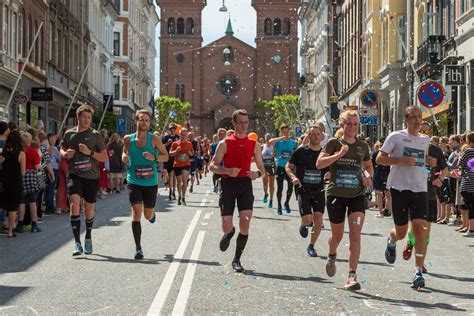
[89,151,94,157]
[257,171,262,178]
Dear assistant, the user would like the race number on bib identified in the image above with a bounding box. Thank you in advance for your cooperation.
[263,157,275,167]
[303,170,321,185]
[73,158,92,173]
[135,165,154,179]
[178,154,188,162]
[280,151,292,160]
[335,170,361,189]
[403,147,425,167]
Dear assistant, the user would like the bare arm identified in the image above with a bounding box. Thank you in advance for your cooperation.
[91,149,107,163]
[268,136,286,147]
[316,144,348,169]
[285,162,297,181]
[122,135,131,163]
[249,142,265,180]
[209,141,229,175]
[19,151,26,176]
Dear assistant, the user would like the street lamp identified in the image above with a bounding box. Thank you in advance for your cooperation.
[219,0,228,12]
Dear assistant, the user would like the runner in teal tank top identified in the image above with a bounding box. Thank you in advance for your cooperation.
[122,110,168,260]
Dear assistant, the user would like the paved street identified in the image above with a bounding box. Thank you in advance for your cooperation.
[1,173,474,315]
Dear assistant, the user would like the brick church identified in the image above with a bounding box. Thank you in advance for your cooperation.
[157,0,300,136]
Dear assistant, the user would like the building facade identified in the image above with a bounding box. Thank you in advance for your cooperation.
[157,0,300,137]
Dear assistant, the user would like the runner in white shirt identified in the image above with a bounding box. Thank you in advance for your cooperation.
[376,106,436,290]
[316,121,330,148]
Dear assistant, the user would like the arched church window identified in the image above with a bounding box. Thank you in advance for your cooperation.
[264,18,272,35]
[167,18,175,34]
[274,18,282,36]
[177,18,185,35]
[223,46,233,63]
[176,84,185,101]
[272,85,282,98]
[186,18,194,35]
[283,18,291,35]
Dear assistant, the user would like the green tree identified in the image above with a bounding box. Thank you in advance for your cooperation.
[93,111,117,135]
[254,100,275,136]
[154,96,191,133]
[265,94,301,133]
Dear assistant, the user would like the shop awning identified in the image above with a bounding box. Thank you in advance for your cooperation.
[422,102,451,120]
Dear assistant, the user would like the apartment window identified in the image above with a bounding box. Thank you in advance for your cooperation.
[18,13,22,57]
[113,32,120,56]
[167,18,175,34]
[447,0,455,36]
[113,76,120,100]
[460,0,466,14]
[3,6,8,52]
[274,18,281,36]
[397,15,407,61]
[12,12,17,57]
[114,0,121,11]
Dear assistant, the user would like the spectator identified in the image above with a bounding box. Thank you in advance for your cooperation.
[107,133,124,193]
[44,133,59,214]
[0,121,10,234]
[37,131,55,219]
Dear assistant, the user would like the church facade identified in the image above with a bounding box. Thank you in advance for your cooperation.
[157,0,300,136]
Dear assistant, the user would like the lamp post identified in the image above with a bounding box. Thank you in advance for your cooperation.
[219,0,228,12]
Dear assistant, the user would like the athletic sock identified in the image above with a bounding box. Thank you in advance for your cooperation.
[408,231,415,247]
[32,221,37,227]
[85,217,94,240]
[132,221,142,248]
[70,215,81,243]
[234,233,248,261]
[415,266,422,274]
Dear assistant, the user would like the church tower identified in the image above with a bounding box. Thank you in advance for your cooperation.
[157,0,206,108]
[252,0,300,101]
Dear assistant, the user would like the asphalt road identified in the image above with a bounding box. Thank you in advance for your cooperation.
[1,172,474,315]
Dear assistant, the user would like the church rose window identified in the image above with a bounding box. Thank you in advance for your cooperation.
[217,74,240,96]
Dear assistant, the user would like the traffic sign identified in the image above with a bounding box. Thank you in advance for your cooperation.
[117,116,127,134]
[360,90,379,108]
[417,80,445,108]
[360,116,378,125]
[13,93,28,105]
[295,125,302,138]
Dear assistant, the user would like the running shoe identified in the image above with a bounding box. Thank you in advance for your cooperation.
[263,194,268,203]
[232,259,244,273]
[299,225,308,238]
[268,200,273,208]
[383,209,392,217]
[178,197,182,205]
[149,213,156,224]
[307,245,317,257]
[325,255,337,277]
[31,226,42,233]
[277,206,282,215]
[14,224,24,233]
[168,193,172,200]
[219,227,235,252]
[402,241,413,260]
[182,198,186,206]
[284,203,291,214]
[411,272,425,289]
[73,242,83,256]
[190,186,193,193]
[84,239,93,254]
[385,237,396,264]
[135,247,144,260]
[463,230,474,237]
[344,273,361,291]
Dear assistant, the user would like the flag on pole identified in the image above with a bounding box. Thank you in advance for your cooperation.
[149,92,156,120]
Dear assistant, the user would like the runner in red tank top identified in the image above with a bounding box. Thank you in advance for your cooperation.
[210,109,265,273]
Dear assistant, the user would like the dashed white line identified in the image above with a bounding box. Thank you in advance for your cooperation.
[201,222,208,226]
[203,213,211,220]
[200,199,207,206]
[147,210,202,316]
[172,231,206,315]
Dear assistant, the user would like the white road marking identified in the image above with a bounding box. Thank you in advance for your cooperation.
[0,306,16,311]
[204,213,211,220]
[200,199,207,206]
[205,190,210,197]
[201,222,208,226]
[147,210,202,315]
[172,231,206,316]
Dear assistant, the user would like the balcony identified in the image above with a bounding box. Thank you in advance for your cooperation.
[415,35,445,72]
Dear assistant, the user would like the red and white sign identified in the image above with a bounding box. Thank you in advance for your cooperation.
[13,93,29,105]
[417,80,445,109]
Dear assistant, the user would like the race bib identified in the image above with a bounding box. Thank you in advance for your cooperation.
[403,147,425,167]
[263,157,275,167]
[178,154,188,162]
[108,150,114,157]
[303,169,322,185]
[280,151,292,161]
[335,170,361,189]
[135,165,154,179]
[73,158,92,173]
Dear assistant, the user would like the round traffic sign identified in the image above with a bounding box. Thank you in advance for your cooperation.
[417,80,445,108]
[13,93,29,105]
[360,90,379,108]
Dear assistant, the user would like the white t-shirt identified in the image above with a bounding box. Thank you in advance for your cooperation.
[380,129,430,193]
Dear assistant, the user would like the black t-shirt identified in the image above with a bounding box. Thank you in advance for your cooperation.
[108,142,123,173]
[289,145,326,190]
[162,135,180,152]
[427,144,447,200]
[190,140,198,159]
[371,150,390,179]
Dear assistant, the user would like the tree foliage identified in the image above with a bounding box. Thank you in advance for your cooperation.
[254,94,301,136]
[153,96,191,133]
[93,111,116,135]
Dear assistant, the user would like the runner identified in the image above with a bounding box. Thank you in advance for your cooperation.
[188,131,200,192]
[261,133,276,208]
[60,104,107,256]
[376,106,434,289]
[286,125,327,257]
[268,124,297,215]
[162,123,180,200]
[169,128,194,205]
[316,110,373,290]
[210,129,226,193]
[122,110,168,259]
[210,109,265,272]
[372,138,391,217]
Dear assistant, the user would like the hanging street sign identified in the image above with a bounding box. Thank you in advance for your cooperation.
[13,93,29,105]
[444,65,466,86]
[360,90,380,108]
[417,80,445,109]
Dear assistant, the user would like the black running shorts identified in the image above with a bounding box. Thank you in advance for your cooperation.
[219,177,254,216]
[128,184,158,209]
[326,195,366,224]
[428,199,437,223]
[67,175,99,204]
[390,188,429,226]
[173,166,190,176]
[297,188,325,216]
[276,166,290,181]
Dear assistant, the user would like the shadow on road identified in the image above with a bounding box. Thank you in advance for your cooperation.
[253,215,290,222]
[429,272,474,283]
[0,286,30,306]
[244,270,332,284]
[351,291,467,312]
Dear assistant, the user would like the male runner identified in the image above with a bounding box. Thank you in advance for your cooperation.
[286,125,327,257]
[316,110,373,290]
[122,110,168,259]
[376,106,434,289]
[170,128,193,205]
[268,124,297,215]
[61,104,107,256]
[162,124,180,200]
[210,109,265,272]
[188,131,200,192]
[210,129,226,193]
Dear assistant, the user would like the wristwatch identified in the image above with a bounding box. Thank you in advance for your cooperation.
[257,171,262,178]
[89,151,94,157]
